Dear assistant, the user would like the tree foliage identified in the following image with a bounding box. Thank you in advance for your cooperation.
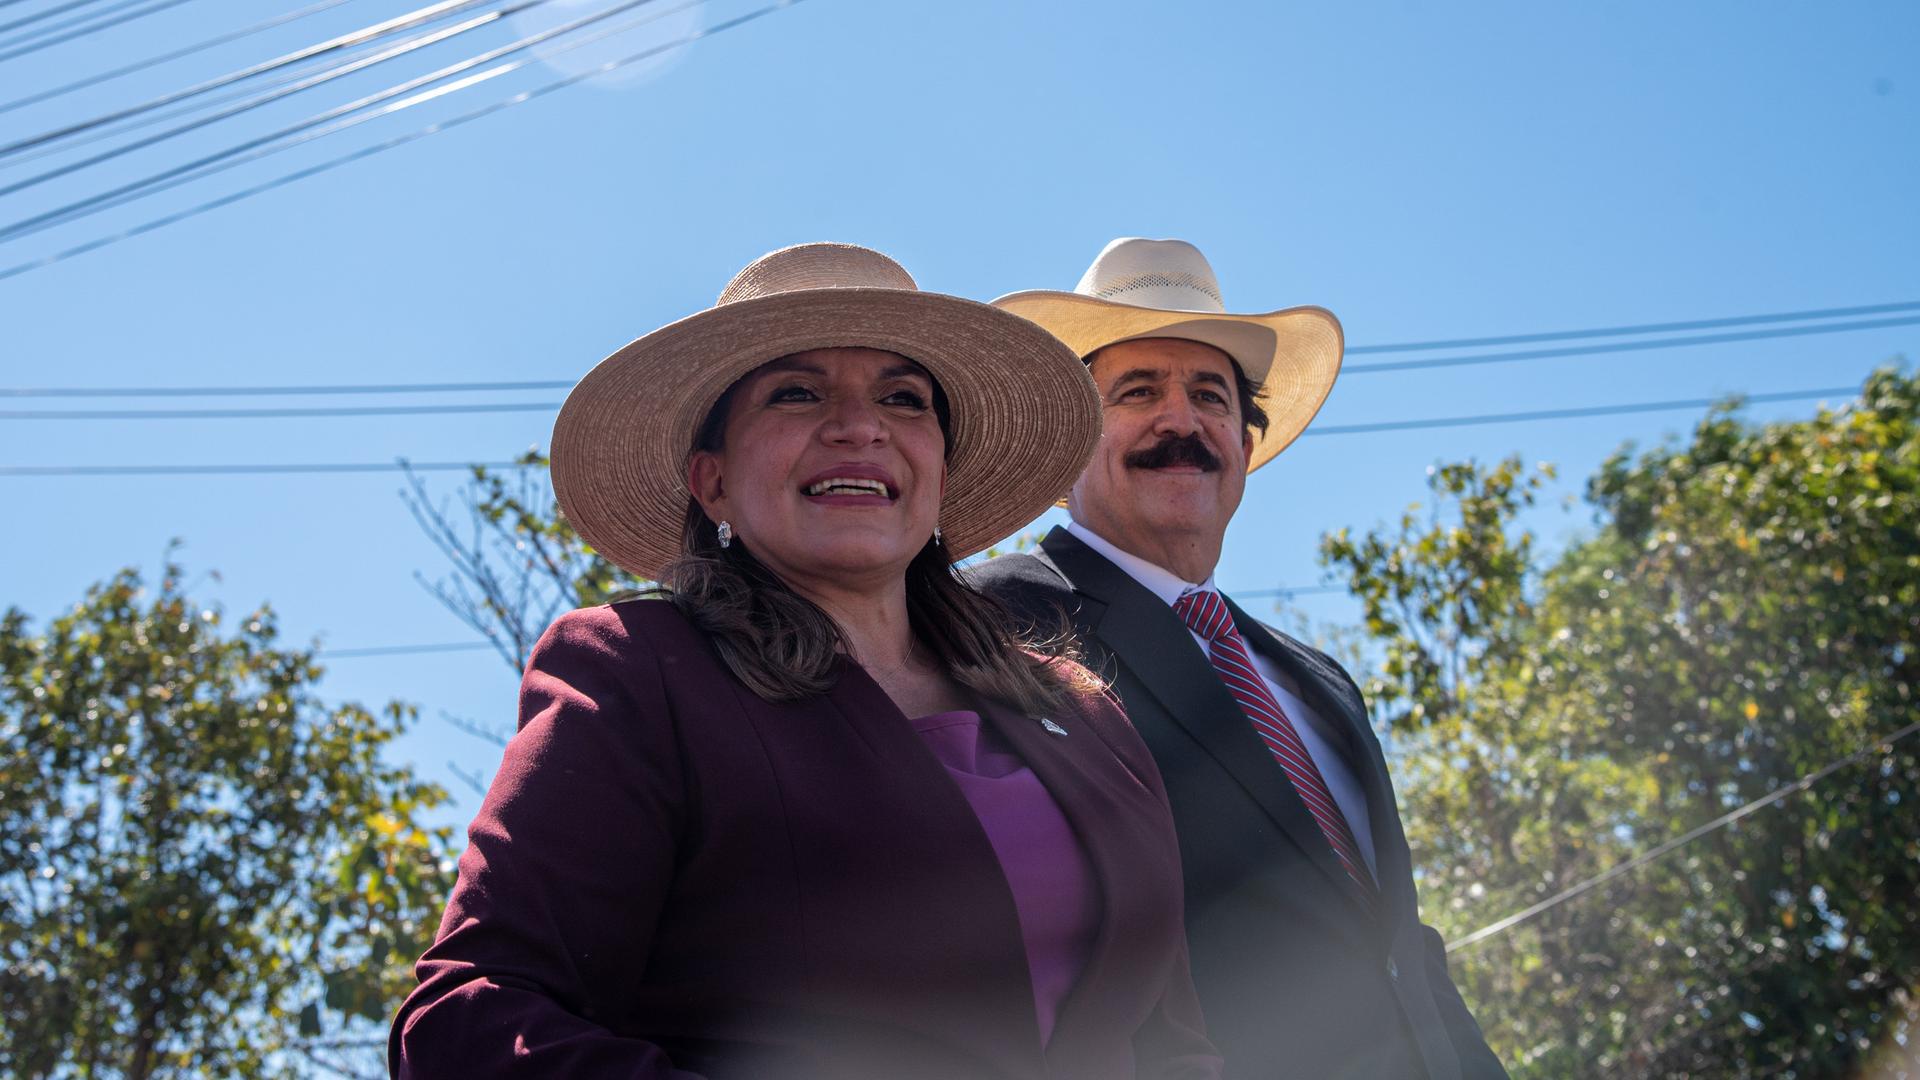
[0,562,455,1079]
[1324,367,1920,1077]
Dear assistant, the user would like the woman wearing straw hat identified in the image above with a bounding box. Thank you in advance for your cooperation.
[389,243,1220,1080]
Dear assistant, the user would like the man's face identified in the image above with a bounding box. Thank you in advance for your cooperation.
[1068,337,1251,563]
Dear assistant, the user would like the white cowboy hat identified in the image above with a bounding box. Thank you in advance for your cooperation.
[551,242,1102,580]
[993,237,1343,472]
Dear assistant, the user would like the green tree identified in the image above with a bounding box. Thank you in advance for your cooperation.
[0,562,455,1079]
[1324,367,1920,1077]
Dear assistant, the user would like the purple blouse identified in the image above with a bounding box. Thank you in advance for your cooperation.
[910,709,1102,1045]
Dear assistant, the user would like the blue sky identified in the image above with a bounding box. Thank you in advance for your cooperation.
[2,0,1916,824]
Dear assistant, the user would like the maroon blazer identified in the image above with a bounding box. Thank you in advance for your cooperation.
[389,599,1220,1080]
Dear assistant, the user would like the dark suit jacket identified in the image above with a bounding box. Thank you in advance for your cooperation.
[970,529,1508,1080]
[390,598,1221,1080]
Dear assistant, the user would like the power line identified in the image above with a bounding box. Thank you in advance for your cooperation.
[0,0,559,201]
[0,0,800,279]
[0,0,156,48]
[1448,716,1920,953]
[1345,315,1920,376]
[1351,299,1920,356]
[1301,386,1859,438]
[0,0,493,158]
[0,460,534,476]
[0,384,1868,477]
[0,379,572,397]
[0,0,717,238]
[0,10,503,171]
[318,640,495,658]
[2,28,477,170]
[0,292,1904,388]
[0,0,195,64]
[0,0,114,36]
[0,385,1861,428]
[0,0,697,240]
[1234,585,1344,599]
[0,0,356,117]
[0,400,558,418]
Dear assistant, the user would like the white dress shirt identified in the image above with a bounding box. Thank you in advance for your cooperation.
[1066,521,1378,878]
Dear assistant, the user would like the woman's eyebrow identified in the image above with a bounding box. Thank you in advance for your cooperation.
[878,362,931,382]
[759,357,829,377]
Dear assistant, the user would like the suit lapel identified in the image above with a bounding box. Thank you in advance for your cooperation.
[1228,597,1419,926]
[1039,528,1358,901]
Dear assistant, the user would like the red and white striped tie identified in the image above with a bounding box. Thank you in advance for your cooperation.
[1172,587,1376,899]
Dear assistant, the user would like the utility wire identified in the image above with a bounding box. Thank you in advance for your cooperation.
[0,0,493,158]
[1345,315,1920,375]
[0,0,114,36]
[1448,717,1920,953]
[1235,585,1344,599]
[1349,299,1920,355]
[0,0,356,117]
[5,300,1910,393]
[0,401,559,418]
[0,0,161,48]
[0,384,1868,478]
[1300,386,1858,437]
[1,22,445,169]
[0,0,560,199]
[0,0,195,63]
[0,0,706,241]
[0,379,572,397]
[319,640,495,658]
[0,0,799,280]
[0,460,534,476]
[0,385,1860,427]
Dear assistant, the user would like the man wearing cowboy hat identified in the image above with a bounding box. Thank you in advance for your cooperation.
[971,239,1507,1079]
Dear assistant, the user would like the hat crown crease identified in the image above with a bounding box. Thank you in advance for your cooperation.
[718,242,918,305]
[1073,237,1227,314]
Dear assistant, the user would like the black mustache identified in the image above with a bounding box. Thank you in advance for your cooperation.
[1124,433,1221,472]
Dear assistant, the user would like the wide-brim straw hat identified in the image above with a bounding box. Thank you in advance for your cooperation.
[551,242,1102,581]
[993,237,1343,473]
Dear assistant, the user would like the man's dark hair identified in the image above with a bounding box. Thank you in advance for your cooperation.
[1232,361,1270,442]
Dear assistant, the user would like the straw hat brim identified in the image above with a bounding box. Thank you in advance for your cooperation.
[551,288,1101,581]
[990,291,1343,473]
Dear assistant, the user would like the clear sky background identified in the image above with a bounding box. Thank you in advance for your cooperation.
[2,0,1916,827]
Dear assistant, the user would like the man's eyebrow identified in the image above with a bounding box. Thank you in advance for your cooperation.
[1109,367,1166,385]
[1189,370,1230,389]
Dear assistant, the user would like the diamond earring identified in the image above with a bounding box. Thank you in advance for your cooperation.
[932,526,944,545]
[716,520,733,549]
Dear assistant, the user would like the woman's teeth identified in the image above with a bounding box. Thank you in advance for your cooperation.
[804,478,891,497]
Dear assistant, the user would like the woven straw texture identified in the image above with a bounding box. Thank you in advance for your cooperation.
[551,245,1100,581]
[993,291,1344,473]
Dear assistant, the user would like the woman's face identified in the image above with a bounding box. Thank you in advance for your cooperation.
[688,347,948,594]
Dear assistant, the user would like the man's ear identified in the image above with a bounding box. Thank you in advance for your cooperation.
[1242,431,1255,463]
[688,452,727,521]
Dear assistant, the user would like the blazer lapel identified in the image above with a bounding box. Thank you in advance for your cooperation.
[975,694,1185,1075]
[1039,528,1359,902]
[823,663,1052,1075]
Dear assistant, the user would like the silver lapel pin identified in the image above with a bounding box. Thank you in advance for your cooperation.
[1039,718,1069,737]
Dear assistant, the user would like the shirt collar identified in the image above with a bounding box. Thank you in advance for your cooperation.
[1065,520,1218,609]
